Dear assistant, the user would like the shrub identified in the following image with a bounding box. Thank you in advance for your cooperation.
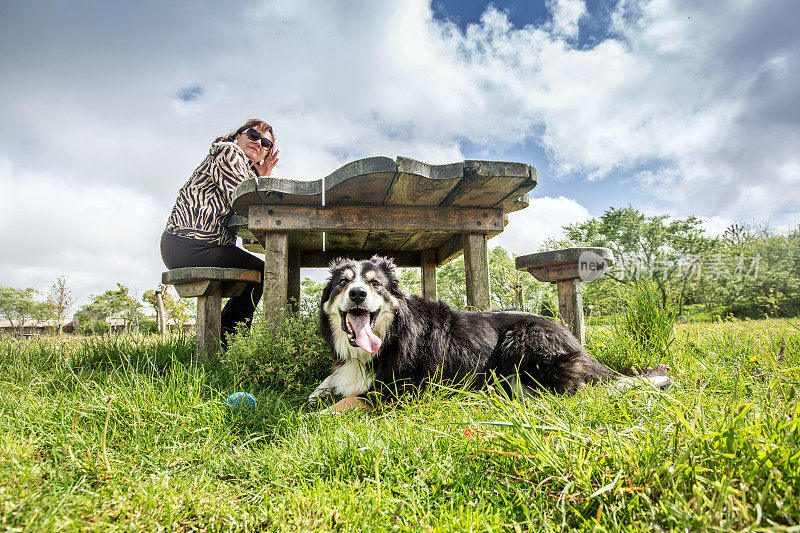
[620,280,676,355]
[540,294,559,318]
[591,281,675,371]
[218,305,331,397]
[139,317,159,334]
[75,319,110,336]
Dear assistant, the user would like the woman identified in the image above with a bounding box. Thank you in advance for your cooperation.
[161,119,279,346]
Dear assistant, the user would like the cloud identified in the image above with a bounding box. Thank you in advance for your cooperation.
[548,0,586,38]
[0,157,165,306]
[4,0,797,206]
[493,196,591,253]
[175,85,205,103]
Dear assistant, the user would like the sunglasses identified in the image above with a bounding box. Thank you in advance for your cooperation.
[242,127,273,150]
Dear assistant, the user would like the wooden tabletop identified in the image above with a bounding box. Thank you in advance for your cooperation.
[229,156,536,267]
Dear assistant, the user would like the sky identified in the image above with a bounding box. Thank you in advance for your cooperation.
[1,0,799,309]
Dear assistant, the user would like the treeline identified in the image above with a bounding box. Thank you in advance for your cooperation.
[74,284,196,334]
[552,207,799,319]
[0,280,195,337]
[0,277,74,337]
[385,206,799,320]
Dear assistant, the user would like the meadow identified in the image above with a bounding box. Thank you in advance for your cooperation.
[1,308,798,531]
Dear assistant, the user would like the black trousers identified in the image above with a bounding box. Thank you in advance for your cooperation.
[160,232,264,341]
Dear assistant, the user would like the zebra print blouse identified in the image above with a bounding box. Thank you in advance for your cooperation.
[165,142,256,246]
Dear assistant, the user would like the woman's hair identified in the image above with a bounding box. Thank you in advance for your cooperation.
[214,119,274,145]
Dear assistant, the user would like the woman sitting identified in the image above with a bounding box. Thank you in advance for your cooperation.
[161,119,279,347]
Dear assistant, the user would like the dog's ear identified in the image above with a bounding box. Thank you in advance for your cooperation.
[321,258,348,310]
[328,257,349,272]
[369,255,397,277]
[320,279,333,310]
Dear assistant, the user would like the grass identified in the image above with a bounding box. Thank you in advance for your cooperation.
[0,315,799,531]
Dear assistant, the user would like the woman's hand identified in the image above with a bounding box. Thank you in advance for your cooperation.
[255,149,280,177]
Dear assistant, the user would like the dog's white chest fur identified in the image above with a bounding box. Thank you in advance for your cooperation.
[330,358,373,397]
[315,307,395,397]
[307,343,375,402]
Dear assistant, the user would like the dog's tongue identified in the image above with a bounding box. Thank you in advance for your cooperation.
[348,312,382,353]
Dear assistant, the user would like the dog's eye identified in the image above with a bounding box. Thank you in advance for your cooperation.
[338,279,348,287]
[370,279,380,287]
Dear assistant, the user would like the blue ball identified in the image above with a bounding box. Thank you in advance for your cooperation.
[226,392,257,410]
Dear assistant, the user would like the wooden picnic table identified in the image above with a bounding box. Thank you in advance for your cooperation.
[229,156,536,322]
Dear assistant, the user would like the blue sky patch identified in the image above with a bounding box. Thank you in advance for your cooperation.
[433,0,622,49]
[175,84,204,103]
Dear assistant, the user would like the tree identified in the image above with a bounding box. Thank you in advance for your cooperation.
[142,286,194,331]
[437,258,467,308]
[46,276,74,335]
[299,278,326,311]
[711,224,800,318]
[0,286,51,338]
[398,268,421,295]
[76,283,143,334]
[552,206,716,314]
[486,246,551,312]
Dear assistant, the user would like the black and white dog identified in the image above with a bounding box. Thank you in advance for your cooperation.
[308,256,670,405]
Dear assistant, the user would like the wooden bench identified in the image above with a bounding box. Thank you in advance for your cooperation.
[161,267,262,359]
[516,247,613,345]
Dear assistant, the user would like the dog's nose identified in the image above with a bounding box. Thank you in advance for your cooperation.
[348,286,367,304]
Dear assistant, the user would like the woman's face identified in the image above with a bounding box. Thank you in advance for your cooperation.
[235,127,274,163]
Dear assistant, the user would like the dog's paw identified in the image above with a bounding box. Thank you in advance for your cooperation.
[308,389,332,406]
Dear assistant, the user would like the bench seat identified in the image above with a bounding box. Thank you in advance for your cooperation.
[161,267,262,359]
[516,247,613,346]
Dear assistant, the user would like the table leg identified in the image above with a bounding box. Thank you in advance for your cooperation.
[462,233,490,310]
[556,278,585,345]
[421,248,437,300]
[263,231,289,324]
[288,248,301,313]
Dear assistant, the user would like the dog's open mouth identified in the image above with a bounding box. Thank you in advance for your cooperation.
[340,309,381,353]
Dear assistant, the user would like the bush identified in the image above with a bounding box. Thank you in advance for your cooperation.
[539,294,559,318]
[620,281,676,356]
[218,305,331,397]
[591,281,675,371]
[139,317,159,334]
[622,281,675,355]
[75,319,110,336]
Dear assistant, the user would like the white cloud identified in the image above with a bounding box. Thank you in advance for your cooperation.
[698,216,735,238]
[493,196,591,254]
[0,158,165,307]
[548,0,586,39]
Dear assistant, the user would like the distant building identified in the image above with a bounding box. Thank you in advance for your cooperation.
[0,318,75,338]
[166,316,196,332]
[106,315,195,333]
[0,315,195,338]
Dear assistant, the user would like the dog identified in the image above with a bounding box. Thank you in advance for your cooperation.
[308,256,671,409]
